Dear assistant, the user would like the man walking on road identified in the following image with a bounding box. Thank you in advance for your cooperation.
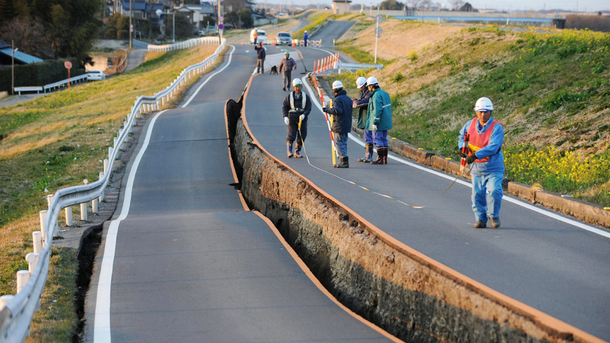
[254,42,266,74]
[278,51,297,91]
[458,97,505,229]
[324,81,352,168]
[365,76,392,165]
[353,76,372,162]
[303,31,309,47]
[282,78,311,158]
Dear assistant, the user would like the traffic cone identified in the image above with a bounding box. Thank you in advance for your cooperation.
[241,42,244,45]
[273,40,276,46]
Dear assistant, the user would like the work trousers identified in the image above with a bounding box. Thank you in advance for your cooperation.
[282,71,292,90]
[471,172,504,222]
[286,112,307,148]
[363,129,373,144]
[373,130,388,148]
[256,59,265,74]
[333,132,348,157]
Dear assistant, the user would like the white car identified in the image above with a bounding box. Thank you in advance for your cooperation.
[250,29,267,45]
[86,70,106,81]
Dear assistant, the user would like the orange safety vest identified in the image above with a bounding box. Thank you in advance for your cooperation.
[467,119,501,163]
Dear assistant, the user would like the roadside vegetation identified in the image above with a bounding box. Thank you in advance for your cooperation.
[292,11,337,39]
[333,19,610,206]
[0,44,222,339]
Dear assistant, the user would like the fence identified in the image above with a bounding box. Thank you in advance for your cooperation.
[0,37,227,343]
[313,52,340,74]
[148,36,222,52]
[14,74,89,95]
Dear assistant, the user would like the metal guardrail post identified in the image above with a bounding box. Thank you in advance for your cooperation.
[39,211,47,243]
[80,203,88,221]
[65,207,73,226]
[32,232,42,254]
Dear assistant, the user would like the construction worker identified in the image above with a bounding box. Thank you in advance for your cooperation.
[323,80,352,168]
[254,42,265,74]
[282,78,311,158]
[278,51,297,91]
[303,30,309,47]
[458,97,505,229]
[365,76,392,165]
[253,28,258,45]
[353,76,372,162]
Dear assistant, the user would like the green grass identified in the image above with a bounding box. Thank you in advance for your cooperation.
[292,11,336,39]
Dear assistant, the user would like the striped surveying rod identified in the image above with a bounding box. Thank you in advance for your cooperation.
[312,77,339,165]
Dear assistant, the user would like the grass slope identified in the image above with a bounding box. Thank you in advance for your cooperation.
[333,20,610,206]
[0,44,221,340]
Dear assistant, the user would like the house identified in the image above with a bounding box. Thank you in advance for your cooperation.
[332,0,352,15]
[174,2,217,28]
[119,1,164,19]
[0,40,43,66]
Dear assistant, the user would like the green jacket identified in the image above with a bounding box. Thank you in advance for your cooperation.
[366,88,392,131]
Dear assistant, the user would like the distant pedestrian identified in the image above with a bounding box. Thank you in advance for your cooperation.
[458,97,505,229]
[278,51,297,91]
[303,31,309,47]
[353,76,372,162]
[253,28,258,45]
[365,76,392,165]
[282,78,311,158]
[254,42,266,74]
[324,80,353,168]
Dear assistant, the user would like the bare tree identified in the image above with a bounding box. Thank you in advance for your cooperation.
[0,17,50,58]
[449,0,464,10]
[406,0,422,9]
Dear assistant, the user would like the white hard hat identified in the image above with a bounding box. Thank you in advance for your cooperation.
[366,76,378,86]
[474,97,494,112]
[356,76,367,88]
[332,80,343,89]
[305,30,307,32]
[292,78,303,87]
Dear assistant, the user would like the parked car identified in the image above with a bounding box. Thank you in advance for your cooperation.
[194,29,205,37]
[205,25,218,36]
[275,32,292,45]
[249,29,267,44]
[86,70,106,81]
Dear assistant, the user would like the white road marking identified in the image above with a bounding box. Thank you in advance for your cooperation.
[182,45,236,108]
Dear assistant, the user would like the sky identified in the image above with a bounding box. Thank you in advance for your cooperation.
[260,0,609,13]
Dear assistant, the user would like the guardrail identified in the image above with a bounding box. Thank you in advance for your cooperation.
[337,62,383,73]
[0,37,227,343]
[148,36,221,52]
[14,74,89,95]
[313,53,340,74]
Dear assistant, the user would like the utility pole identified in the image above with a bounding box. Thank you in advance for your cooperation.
[11,40,15,95]
[129,0,133,49]
[217,0,222,44]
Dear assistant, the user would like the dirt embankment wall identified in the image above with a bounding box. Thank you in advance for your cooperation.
[225,98,602,343]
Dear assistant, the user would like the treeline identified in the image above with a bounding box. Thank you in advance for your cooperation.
[566,14,610,32]
[0,0,101,65]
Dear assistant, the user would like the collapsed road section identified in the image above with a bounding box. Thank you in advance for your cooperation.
[225,90,603,343]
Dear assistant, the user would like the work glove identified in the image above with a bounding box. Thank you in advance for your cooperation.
[372,124,377,131]
[459,150,468,159]
[466,154,477,164]
[322,107,327,112]
[299,114,305,121]
[284,117,289,125]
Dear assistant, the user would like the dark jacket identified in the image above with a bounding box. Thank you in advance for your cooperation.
[366,87,393,131]
[355,88,370,129]
[255,45,266,60]
[282,91,311,119]
[278,57,297,74]
[326,89,352,134]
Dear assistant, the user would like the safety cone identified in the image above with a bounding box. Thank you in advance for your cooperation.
[292,41,296,47]
[241,42,244,45]
[273,40,276,46]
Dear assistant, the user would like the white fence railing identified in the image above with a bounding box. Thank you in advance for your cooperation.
[14,74,89,95]
[148,36,222,52]
[0,37,227,343]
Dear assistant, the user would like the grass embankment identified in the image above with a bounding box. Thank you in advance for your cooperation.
[333,20,610,206]
[0,43,222,340]
[292,11,336,40]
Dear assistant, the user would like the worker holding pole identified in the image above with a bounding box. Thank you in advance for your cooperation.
[323,81,353,168]
[365,76,392,165]
[458,97,505,229]
[282,78,311,158]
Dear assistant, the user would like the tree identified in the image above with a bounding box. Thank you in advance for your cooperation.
[0,0,16,28]
[449,0,464,10]
[380,0,404,10]
[166,14,193,40]
[238,8,253,29]
[0,17,50,58]
[225,11,239,28]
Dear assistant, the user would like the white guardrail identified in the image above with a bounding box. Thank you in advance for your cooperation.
[14,74,89,95]
[148,36,222,52]
[0,37,227,343]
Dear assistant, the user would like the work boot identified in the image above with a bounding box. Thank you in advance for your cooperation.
[283,87,286,91]
[358,144,373,162]
[294,146,303,158]
[371,148,387,165]
[334,157,349,168]
[489,217,501,229]
[474,221,487,229]
[287,143,293,158]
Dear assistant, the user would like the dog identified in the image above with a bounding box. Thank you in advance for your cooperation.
[270,65,278,75]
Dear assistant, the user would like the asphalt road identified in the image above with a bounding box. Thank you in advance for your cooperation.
[85,45,394,342]
[311,20,356,47]
[244,45,610,341]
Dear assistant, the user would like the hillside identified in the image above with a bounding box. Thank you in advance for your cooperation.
[333,17,610,206]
